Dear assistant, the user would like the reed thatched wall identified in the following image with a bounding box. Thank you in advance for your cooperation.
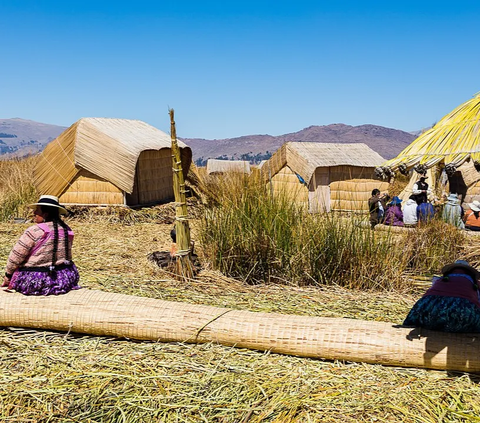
[1,288,479,373]
[127,149,175,206]
[206,159,251,175]
[269,165,308,208]
[60,170,124,205]
[331,179,389,212]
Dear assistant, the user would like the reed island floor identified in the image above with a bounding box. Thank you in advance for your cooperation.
[1,221,479,422]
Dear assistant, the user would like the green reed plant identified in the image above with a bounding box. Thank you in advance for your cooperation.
[199,172,411,289]
[295,214,405,289]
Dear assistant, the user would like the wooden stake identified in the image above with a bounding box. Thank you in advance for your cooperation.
[169,109,194,280]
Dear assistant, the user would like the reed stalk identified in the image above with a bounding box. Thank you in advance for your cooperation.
[169,109,194,280]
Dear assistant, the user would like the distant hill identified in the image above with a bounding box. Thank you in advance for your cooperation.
[183,124,416,166]
[0,118,66,157]
[0,118,416,164]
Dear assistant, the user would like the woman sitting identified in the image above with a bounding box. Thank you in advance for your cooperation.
[383,196,404,227]
[403,260,480,332]
[442,193,464,228]
[2,195,80,295]
[463,200,480,231]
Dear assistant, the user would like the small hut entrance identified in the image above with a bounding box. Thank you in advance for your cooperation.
[448,171,468,202]
[309,167,330,212]
[126,149,174,206]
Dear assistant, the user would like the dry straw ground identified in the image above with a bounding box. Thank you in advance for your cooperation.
[1,216,480,422]
[1,157,480,421]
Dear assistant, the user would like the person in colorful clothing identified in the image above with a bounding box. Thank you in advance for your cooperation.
[463,200,480,231]
[383,196,404,226]
[2,195,80,295]
[403,260,480,332]
[417,200,435,224]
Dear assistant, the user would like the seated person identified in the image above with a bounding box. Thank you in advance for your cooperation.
[368,189,388,228]
[402,195,418,226]
[403,260,480,332]
[464,200,480,231]
[2,195,80,296]
[417,200,435,223]
[383,196,404,227]
[442,193,465,228]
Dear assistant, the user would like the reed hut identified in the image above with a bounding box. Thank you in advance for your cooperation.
[206,159,251,175]
[379,93,480,203]
[34,118,192,206]
[263,142,387,212]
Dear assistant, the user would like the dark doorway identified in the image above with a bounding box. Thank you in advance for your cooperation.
[449,171,468,203]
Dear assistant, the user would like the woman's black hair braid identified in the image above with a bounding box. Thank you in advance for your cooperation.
[57,218,70,261]
[51,219,59,268]
[40,205,70,267]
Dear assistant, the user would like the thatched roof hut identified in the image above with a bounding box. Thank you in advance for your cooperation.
[34,118,192,206]
[206,159,251,175]
[379,94,480,203]
[263,142,387,212]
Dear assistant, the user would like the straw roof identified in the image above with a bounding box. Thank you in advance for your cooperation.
[383,93,480,172]
[34,118,192,196]
[265,142,385,184]
[206,159,251,175]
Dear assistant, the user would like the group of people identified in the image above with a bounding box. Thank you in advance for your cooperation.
[3,194,480,335]
[442,193,480,231]
[369,174,480,231]
[368,175,435,229]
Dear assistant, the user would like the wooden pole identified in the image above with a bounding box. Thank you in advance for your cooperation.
[169,109,194,279]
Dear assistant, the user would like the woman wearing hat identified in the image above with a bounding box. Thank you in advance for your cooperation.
[383,196,404,227]
[2,195,80,295]
[403,260,480,332]
[463,200,480,231]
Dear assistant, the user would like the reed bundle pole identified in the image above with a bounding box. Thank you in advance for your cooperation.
[1,288,480,373]
[169,109,194,279]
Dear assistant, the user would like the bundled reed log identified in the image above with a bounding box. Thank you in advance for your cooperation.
[169,109,194,279]
[1,289,479,373]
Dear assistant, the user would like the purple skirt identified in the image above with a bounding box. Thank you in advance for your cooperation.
[9,262,81,296]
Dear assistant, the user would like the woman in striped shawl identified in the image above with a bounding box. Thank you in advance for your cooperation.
[2,195,80,295]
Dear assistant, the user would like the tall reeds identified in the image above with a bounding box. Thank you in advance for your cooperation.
[198,171,467,289]
[0,157,38,222]
[199,172,409,289]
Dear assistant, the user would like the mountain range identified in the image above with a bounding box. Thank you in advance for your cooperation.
[0,118,417,163]
[0,118,66,156]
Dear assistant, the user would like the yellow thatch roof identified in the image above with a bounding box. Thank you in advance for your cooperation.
[264,142,385,184]
[383,93,480,172]
[34,118,192,196]
[206,159,251,175]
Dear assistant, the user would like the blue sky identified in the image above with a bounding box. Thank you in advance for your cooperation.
[2,1,480,138]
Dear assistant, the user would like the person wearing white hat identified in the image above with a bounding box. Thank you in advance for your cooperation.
[463,200,480,231]
[2,195,80,295]
[404,260,480,332]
